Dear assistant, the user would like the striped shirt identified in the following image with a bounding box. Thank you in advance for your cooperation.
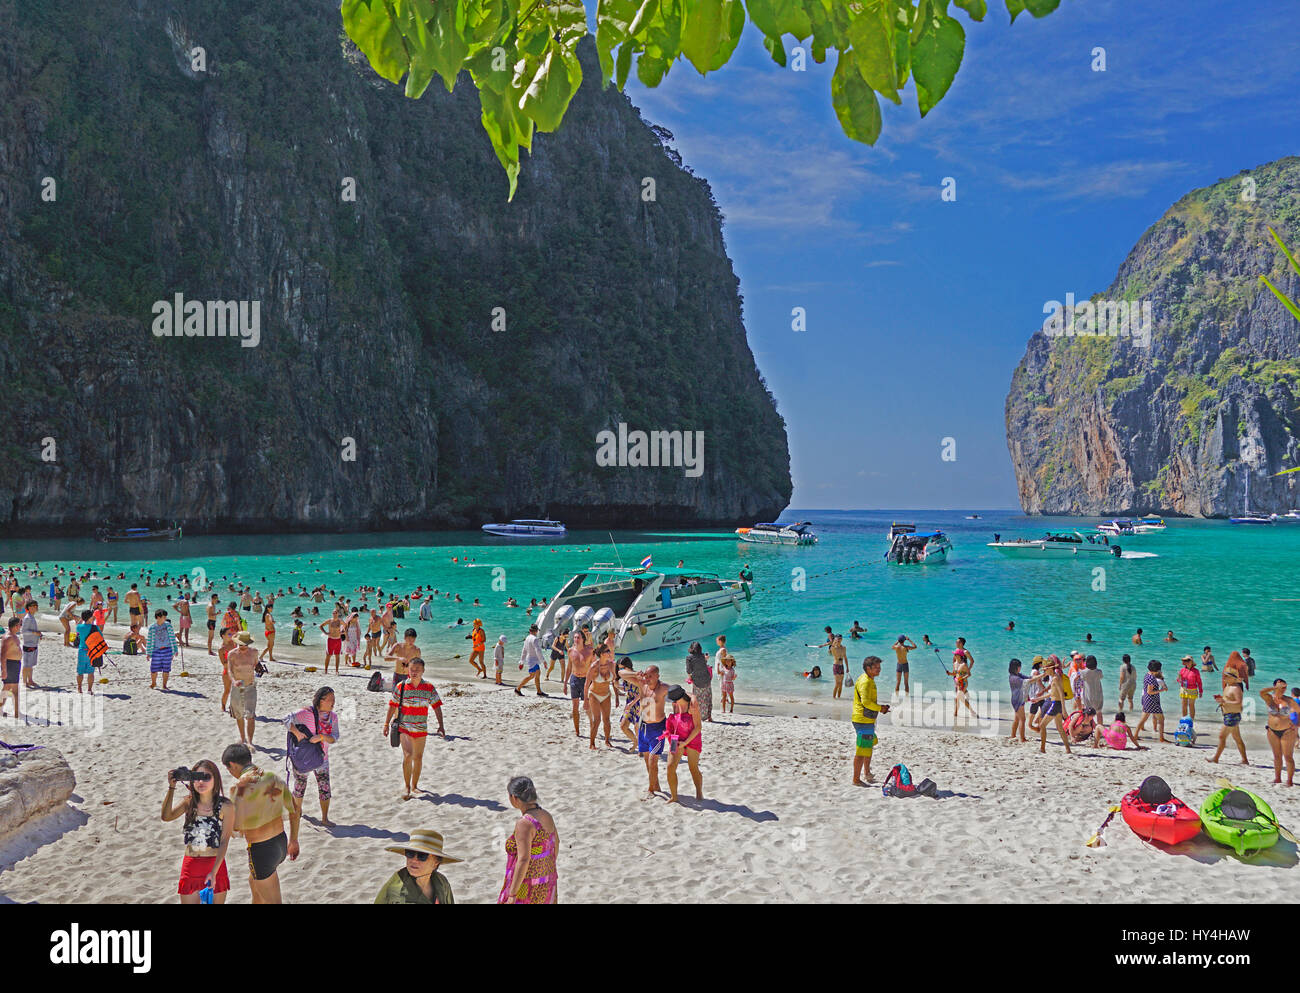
[146,621,179,656]
[390,680,441,737]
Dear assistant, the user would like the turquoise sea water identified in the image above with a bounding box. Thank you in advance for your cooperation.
[4,509,1298,699]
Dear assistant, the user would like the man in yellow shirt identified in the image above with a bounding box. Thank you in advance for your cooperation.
[851,656,890,785]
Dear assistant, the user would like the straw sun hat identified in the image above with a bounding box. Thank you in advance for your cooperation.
[384,829,464,864]
[235,632,255,646]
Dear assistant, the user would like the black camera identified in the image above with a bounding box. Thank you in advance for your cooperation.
[171,766,205,782]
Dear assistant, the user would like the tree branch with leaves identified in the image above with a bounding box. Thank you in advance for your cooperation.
[341,0,1060,198]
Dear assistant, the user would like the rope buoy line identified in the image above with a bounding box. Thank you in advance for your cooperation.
[749,558,881,594]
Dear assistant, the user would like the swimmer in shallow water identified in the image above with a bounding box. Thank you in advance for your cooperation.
[795,666,823,680]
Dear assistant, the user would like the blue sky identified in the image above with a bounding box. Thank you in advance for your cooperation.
[622,0,1300,510]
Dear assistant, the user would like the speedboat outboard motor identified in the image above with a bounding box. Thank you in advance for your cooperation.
[571,605,595,635]
[1111,544,1122,557]
[590,607,616,640]
[540,604,574,650]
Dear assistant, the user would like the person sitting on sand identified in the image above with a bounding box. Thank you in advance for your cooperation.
[375,829,460,904]
[1063,707,1099,745]
[1134,660,1168,743]
[1208,669,1248,766]
[1092,712,1141,750]
[662,685,703,803]
[222,742,300,904]
[383,658,445,800]
[161,759,233,904]
[851,656,889,785]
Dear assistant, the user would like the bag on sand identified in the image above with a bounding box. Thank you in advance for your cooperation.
[1173,716,1197,747]
[882,763,939,799]
[366,671,385,692]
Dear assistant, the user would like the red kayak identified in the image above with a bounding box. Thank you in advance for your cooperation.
[1121,789,1203,845]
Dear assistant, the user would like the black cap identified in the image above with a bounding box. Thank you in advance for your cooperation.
[666,685,689,702]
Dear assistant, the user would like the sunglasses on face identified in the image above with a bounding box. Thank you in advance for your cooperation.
[404,850,431,861]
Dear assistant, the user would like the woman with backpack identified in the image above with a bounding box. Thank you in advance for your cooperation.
[285,686,339,826]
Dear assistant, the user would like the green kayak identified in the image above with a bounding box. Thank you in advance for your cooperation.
[1200,788,1280,856]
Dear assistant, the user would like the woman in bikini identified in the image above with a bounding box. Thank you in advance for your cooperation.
[498,776,558,904]
[161,759,233,904]
[259,606,276,663]
[1260,680,1297,786]
[584,644,617,749]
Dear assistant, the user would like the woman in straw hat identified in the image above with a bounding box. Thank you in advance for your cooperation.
[374,829,460,904]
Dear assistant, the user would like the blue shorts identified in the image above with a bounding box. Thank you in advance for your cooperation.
[528,663,540,673]
[852,721,877,756]
[1223,712,1241,727]
[637,720,666,756]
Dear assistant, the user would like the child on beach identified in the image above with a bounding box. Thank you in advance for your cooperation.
[493,634,505,686]
[1177,655,1203,719]
[718,648,737,713]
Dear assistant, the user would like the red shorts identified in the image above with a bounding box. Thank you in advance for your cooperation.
[178,854,231,895]
[327,638,342,654]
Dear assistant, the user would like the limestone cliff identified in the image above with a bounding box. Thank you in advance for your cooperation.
[1006,157,1300,516]
[0,0,791,533]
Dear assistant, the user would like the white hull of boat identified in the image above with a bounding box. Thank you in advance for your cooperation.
[990,541,1115,557]
[736,531,816,546]
[481,523,567,537]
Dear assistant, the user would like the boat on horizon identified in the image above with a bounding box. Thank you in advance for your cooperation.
[94,523,182,542]
[534,565,750,655]
[989,531,1121,558]
[481,519,567,537]
[735,521,817,546]
[1137,515,1166,530]
[885,523,952,564]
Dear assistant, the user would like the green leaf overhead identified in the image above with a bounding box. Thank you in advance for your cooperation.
[340,0,1058,194]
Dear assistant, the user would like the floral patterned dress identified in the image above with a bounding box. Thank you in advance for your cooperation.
[498,814,558,905]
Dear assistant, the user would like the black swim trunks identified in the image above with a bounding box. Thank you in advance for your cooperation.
[207,619,217,630]
[3,659,19,685]
[247,832,288,881]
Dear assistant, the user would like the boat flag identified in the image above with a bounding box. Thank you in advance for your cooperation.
[640,555,652,568]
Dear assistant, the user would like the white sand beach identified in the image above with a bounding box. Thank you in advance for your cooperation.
[0,612,1296,904]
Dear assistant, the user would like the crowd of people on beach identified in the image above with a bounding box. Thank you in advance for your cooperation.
[806,623,1298,789]
[7,557,1300,903]
[0,559,749,904]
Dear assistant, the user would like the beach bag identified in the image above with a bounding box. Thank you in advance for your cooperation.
[390,683,405,747]
[1060,674,1073,700]
[287,707,326,774]
[367,671,385,692]
[84,629,108,667]
[882,764,916,798]
[1174,716,1197,747]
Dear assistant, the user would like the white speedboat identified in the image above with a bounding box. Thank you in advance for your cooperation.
[1136,515,1166,531]
[989,531,1121,558]
[885,523,952,564]
[481,519,567,537]
[1097,519,1138,536]
[534,565,750,656]
[735,521,817,546]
